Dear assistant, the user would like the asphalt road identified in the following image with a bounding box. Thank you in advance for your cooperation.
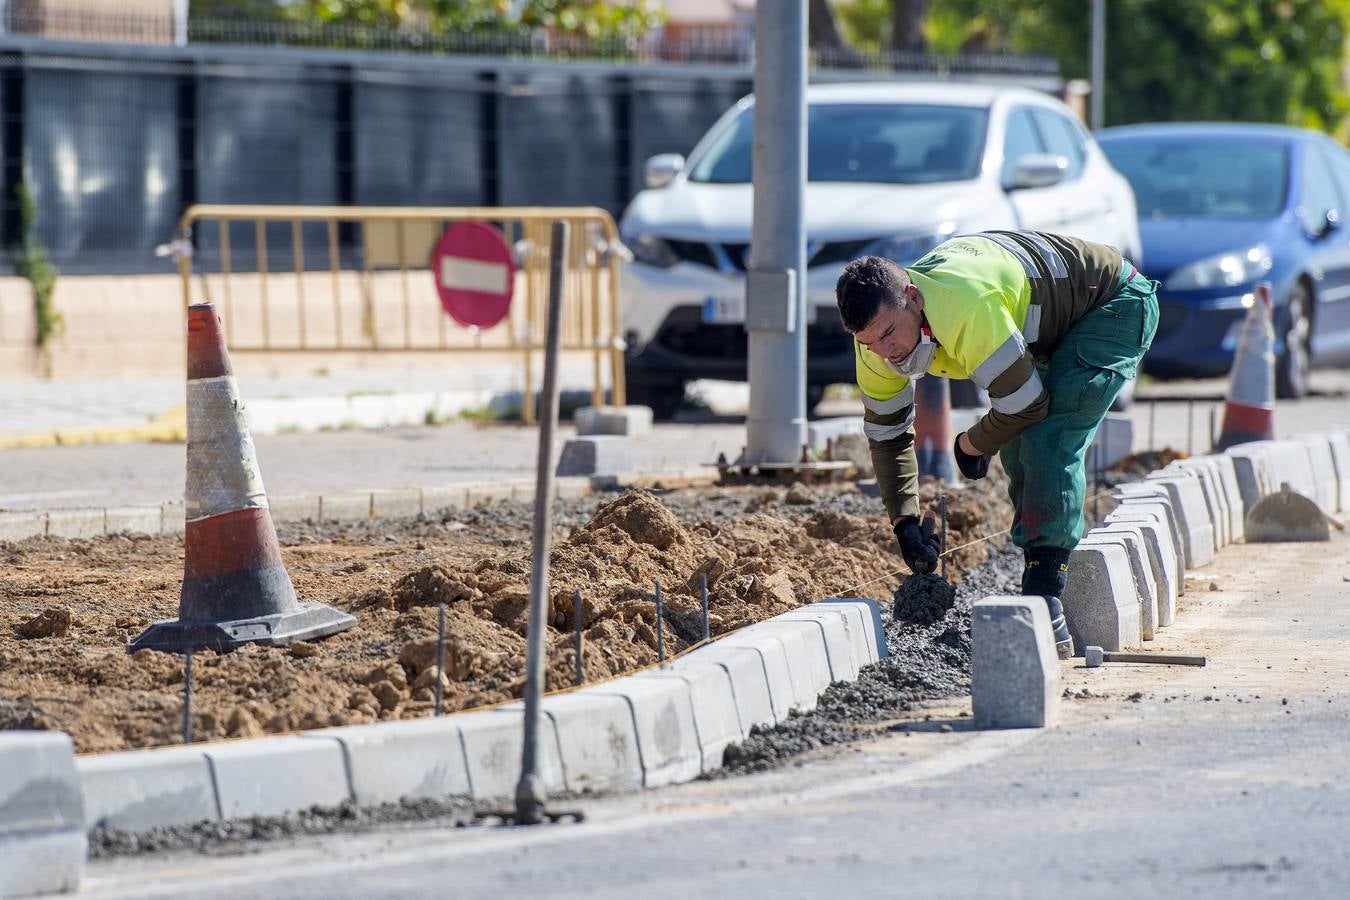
[3,371,1350,512]
[82,530,1350,898]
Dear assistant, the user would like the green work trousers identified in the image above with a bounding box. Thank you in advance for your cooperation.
[999,267,1160,552]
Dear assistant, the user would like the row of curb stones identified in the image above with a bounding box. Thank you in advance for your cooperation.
[0,468,719,543]
[76,599,885,838]
[971,427,1350,732]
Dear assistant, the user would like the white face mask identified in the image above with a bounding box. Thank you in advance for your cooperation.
[887,330,936,379]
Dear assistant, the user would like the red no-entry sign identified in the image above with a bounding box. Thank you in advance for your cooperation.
[431,222,516,329]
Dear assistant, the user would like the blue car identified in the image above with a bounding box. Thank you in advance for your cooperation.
[1097,123,1350,398]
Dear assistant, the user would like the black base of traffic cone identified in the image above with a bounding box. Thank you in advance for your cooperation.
[129,603,356,654]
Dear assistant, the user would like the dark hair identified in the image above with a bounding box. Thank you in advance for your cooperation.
[835,256,912,334]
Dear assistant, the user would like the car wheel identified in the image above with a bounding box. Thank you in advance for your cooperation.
[1276,281,1312,400]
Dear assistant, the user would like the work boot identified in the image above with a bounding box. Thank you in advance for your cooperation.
[1022,547,1074,659]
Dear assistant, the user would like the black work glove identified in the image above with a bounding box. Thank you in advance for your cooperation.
[894,515,940,575]
[953,432,990,481]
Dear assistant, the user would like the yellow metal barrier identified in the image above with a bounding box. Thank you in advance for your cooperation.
[174,204,626,424]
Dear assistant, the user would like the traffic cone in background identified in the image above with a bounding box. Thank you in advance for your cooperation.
[1215,282,1277,451]
[914,375,957,482]
[129,303,357,654]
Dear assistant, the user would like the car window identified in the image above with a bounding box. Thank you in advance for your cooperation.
[1326,147,1350,211]
[687,103,989,185]
[1030,109,1086,180]
[1001,107,1044,186]
[1099,136,1288,219]
[1298,146,1340,232]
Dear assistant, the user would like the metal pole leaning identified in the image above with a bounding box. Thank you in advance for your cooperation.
[574,588,584,686]
[183,648,193,745]
[435,603,446,717]
[700,573,710,642]
[515,220,568,827]
[654,580,665,664]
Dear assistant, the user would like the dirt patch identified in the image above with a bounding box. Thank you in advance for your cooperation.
[1,476,1014,754]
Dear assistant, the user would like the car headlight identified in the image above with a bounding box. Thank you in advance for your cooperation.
[860,228,954,265]
[1164,244,1273,291]
[623,233,679,269]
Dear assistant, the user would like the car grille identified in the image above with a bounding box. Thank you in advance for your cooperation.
[663,237,877,272]
[1155,301,1188,340]
[654,305,853,360]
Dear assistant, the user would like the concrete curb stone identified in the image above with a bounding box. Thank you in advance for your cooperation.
[318,491,373,523]
[1224,442,1278,517]
[0,510,47,541]
[1142,474,1217,568]
[1292,434,1340,514]
[204,735,350,820]
[267,493,322,523]
[634,666,743,774]
[369,488,423,520]
[1081,527,1159,640]
[1063,542,1141,652]
[971,597,1059,729]
[307,717,471,808]
[1102,509,1179,627]
[821,597,888,663]
[1323,431,1350,513]
[0,731,86,898]
[455,708,564,801]
[1112,489,1186,589]
[536,692,643,794]
[769,607,861,682]
[669,645,778,731]
[104,505,163,536]
[739,622,830,711]
[1166,460,1231,547]
[579,677,702,787]
[78,746,218,832]
[46,508,106,539]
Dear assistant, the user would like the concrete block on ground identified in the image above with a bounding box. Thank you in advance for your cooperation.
[1167,460,1230,547]
[204,735,350,820]
[670,644,778,731]
[420,484,468,514]
[738,622,830,711]
[267,493,321,523]
[46,508,105,539]
[554,477,593,500]
[1293,434,1340,514]
[539,692,642,794]
[1081,527,1159,641]
[555,435,634,477]
[0,510,47,541]
[312,717,471,807]
[1204,454,1247,542]
[713,632,797,722]
[1063,542,1141,652]
[1112,490,1186,591]
[1090,412,1134,469]
[0,731,86,897]
[1224,443,1278,517]
[1103,509,1178,627]
[1324,431,1350,513]
[636,665,743,773]
[455,708,563,801]
[573,405,653,437]
[369,488,422,520]
[1142,474,1216,568]
[769,606,860,682]
[822,597,888,663]
[78,746,218,832]
[104,505,164,536]
[806,416,864,453]
[582,676,701,787]
[971,597,1059,729]
[160,503,186,535]
[319,491,372,522]
[1235,439,1316,501]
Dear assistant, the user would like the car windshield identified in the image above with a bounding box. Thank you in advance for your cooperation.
[1099,136,1289,219]
[687,103,988,185]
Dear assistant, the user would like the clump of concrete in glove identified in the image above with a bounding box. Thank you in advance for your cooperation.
[891,573,956,626]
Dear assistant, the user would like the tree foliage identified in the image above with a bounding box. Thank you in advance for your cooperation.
[925,0,1350,131]
[253,0,665,39]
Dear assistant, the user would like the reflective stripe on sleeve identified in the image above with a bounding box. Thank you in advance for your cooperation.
[982,232,1039,278]
[988,369,1044,415]
[860,383,914,415]
[1020,232,1070,278]
[864,408,916,442]
[1023,304,1041,343]
[971,333,1029,389]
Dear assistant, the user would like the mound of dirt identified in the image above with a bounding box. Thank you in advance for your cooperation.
[0,479,1015,753]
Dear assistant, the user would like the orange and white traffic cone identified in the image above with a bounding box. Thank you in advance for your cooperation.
[129,303,356,653]
[914,375,957,482]
[1215,282,1277,451]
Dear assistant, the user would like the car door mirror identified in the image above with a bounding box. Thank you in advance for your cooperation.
[1006,153,1069,191]
[644,153,685,190]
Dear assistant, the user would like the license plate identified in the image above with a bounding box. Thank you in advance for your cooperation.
[701,294,744,324]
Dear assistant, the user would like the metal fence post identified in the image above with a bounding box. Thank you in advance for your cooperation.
[515,219,567,827]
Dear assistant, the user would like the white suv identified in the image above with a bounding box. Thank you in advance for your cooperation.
[618,81,1142,416]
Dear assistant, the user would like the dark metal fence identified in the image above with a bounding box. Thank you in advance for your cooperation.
[0,28,1059,275]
